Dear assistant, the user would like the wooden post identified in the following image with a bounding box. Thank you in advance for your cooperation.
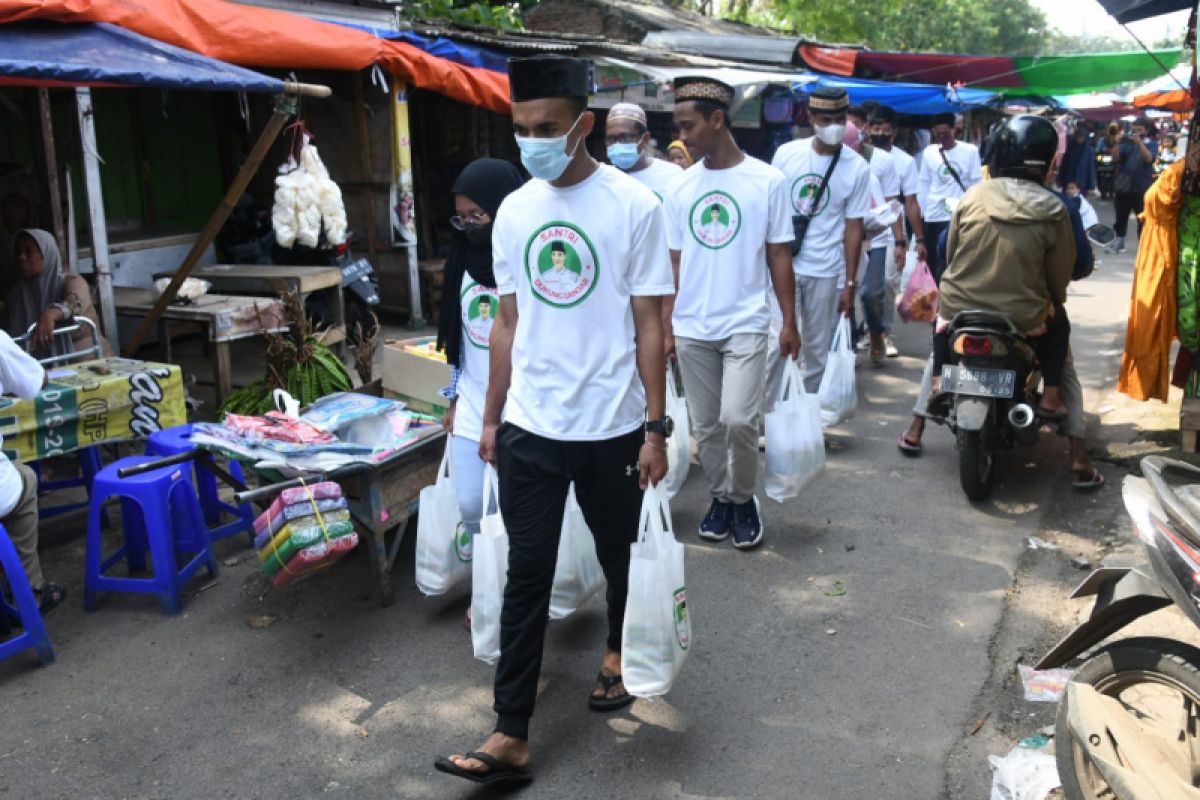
[353,72,378,259]
[122,97,295,356]
[37,89,67,265]
[76,88,119,345]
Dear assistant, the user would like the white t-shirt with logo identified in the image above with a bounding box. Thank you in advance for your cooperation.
[455,273,496,442]
[492,165,674,441]
[917,142,982,223]
[867,147,900,199]
[628,157,683,201]
[865,172,894,250]
[663,155,793,341]
[771,137,872,279]
[888,145,918,197]
[0,332,44,516]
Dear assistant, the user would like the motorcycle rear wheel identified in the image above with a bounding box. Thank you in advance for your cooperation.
[957,425,995,501]
[1055,637,1200,800]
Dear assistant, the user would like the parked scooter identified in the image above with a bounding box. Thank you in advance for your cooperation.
[1038,457,1200,799]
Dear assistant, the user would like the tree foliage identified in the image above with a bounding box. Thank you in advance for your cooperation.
[407,0,529,31]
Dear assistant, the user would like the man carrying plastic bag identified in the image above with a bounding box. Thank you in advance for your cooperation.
[435,55,673,789]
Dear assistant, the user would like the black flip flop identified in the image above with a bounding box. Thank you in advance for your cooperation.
[35,583,67,614]
[1073,468,1106,491]
[588,672,636,712]
[433,751,533,787]
[897,434,922,457]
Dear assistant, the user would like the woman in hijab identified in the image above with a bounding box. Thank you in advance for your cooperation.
[7,229,111,359]
[666,139,693,169]
[436,159,524,625]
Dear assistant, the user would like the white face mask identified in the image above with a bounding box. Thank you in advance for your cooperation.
[815,123,845,147]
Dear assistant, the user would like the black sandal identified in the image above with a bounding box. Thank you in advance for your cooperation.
[433,750,533,786]
[35,583,67,614]
[588,671,636,712]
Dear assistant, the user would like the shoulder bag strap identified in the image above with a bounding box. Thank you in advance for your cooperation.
[938,146,967,192]
[810,145,842,214]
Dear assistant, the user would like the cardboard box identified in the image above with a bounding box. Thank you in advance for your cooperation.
[382,337,450,417]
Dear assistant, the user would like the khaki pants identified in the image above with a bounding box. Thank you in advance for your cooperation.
[4,462,42,590]
[675,333,767,505]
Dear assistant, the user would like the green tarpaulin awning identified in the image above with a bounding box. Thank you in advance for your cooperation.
[1014,49,1185,95]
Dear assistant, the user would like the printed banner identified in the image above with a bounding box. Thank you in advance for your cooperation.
[0,358,186,462]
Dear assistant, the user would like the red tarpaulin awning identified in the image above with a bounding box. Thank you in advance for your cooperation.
[0,0,511,113]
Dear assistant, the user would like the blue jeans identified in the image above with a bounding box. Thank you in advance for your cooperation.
[859,247,888,335]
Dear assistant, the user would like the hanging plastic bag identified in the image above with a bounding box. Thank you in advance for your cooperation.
[471,466,507,665]
[817,314,857,428]
[548,485,605,620]
[414,442,470,597]
[662,364,691,498]
[622,484,689,698]
[898,259,939,323]
[765,359,826,502]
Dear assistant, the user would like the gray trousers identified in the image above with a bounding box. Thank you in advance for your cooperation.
[676,333,767,504]
[4,463,42,590]
[767,273,841,402]
[912,350,1086,439]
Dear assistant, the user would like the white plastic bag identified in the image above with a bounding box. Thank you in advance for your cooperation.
[622,484,689,698]
[548,485,605,620]
[662,364,691,498]
[471,466,507,664]
[765,359,826,502]
[414,442,470,596]
[988,745,1061,800]
[817,314,857,428]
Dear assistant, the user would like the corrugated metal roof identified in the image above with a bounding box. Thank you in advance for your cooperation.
[642,31,800,66]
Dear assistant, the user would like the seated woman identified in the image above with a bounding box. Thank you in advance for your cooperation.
[6,229,112,360]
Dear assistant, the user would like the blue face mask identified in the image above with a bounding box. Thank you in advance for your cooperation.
[607,142,641,171]
[516,114,583,182]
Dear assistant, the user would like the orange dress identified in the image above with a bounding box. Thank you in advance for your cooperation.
[1118,160,1185,402]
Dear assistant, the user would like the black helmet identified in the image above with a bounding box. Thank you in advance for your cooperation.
[986,115,1058,180]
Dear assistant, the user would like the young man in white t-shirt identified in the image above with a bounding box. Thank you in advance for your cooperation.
[0,330,62,612]
[604,101,683,199]
[771,86,871,394]
[436,55,673,789]
[916,112,982,281]
[663,76,799,551]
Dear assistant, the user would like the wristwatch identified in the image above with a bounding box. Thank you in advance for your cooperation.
[846,280,859,289]
[645,416,674,438]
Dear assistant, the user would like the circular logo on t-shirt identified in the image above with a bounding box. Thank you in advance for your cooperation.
[460,281,497,350]
[524,222,599,308]
[937,163,958,184]
[790,174,833,218]
[689,191,741,249]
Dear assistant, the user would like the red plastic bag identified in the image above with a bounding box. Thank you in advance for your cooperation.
[898,260,939,323]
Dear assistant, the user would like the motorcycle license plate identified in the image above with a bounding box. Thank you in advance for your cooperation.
[941,365,1015,399]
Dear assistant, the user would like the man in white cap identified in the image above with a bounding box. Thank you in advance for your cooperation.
[605,101,682,199]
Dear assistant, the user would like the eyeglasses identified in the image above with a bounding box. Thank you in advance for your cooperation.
[449,212,489,231]
[604,132,642,146]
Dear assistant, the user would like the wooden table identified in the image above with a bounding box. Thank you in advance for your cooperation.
[115,288,286,406]
[153,265,346,348]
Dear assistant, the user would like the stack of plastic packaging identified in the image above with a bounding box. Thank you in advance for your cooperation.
[255,481,358,589]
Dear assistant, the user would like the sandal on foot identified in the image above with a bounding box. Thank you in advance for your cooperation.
[897,434,922,457]
[588,671,635,712]
[1036,405,1069,421]
[1073,468,1106,491]
[434,751,533,786]
[35,583,67,614]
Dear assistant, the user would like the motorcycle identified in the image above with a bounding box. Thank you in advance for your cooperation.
[930,309,1060,501]
[1038,457,1200,799]
[1096,152,1115,199]
[218,199,380,336]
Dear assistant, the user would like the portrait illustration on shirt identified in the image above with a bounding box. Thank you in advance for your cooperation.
[461,281,498,349]
[689,191,741,250]
[524,222,599,308]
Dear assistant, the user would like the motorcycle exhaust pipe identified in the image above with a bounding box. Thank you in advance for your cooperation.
[1008,403,1038,445]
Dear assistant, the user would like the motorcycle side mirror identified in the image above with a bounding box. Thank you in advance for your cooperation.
[1086,224,1117,248]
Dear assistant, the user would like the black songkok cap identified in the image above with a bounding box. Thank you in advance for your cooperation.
[808,86,849,113]
[673,76,736,108]
[508,56,591,102]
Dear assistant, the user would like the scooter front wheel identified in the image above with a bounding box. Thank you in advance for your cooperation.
[1055,637,1200,800]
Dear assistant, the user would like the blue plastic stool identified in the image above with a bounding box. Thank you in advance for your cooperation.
[0,524,55,666]
[35,445,105,520]
[84,456,218,615]
[146,424,254,545]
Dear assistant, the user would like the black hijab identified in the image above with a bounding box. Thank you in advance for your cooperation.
[437,158,525,368]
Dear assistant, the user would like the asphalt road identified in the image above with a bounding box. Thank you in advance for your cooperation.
[0,232,1137,800]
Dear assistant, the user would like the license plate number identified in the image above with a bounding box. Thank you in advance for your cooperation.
[941,365,1015,398]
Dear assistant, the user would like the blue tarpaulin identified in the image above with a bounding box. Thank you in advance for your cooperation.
[321,19,510,74]
[793,75,996,115]
[0,21,284,92]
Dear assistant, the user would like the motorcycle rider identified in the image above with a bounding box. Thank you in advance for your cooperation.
[898,115,1104,489]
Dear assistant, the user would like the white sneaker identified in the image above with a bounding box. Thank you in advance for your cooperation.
[885,336,899,358]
